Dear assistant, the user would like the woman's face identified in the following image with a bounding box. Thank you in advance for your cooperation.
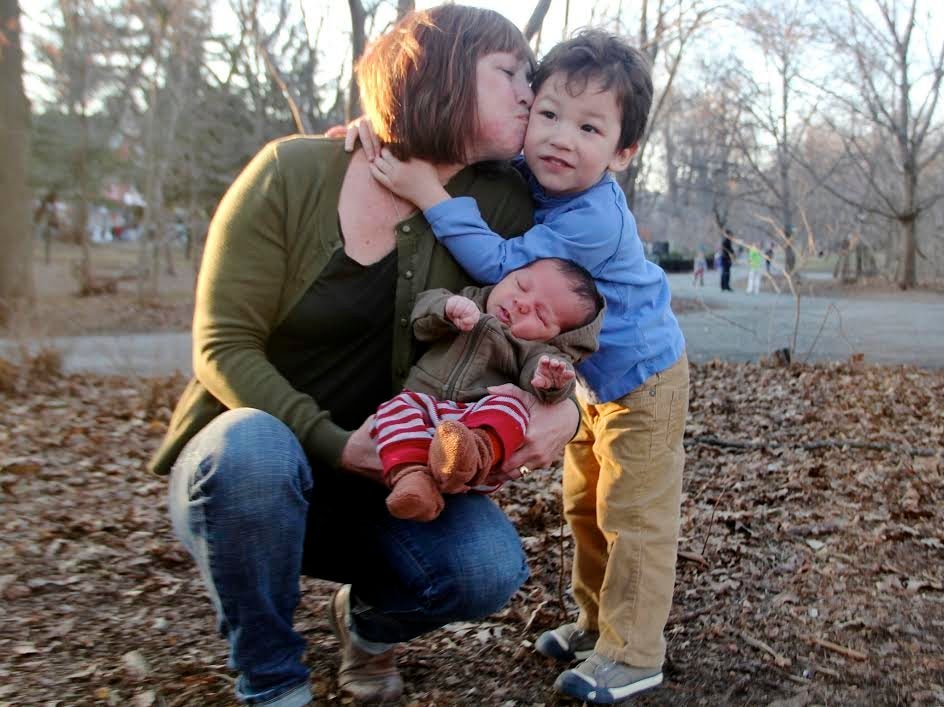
[469,52,534,162]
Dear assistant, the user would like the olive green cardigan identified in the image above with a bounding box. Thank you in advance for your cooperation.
[148,137,533,475]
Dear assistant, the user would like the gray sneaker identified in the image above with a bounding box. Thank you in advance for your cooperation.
[534,622,599,661]
[554,652,663,703]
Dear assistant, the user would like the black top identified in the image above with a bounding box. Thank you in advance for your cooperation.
[267,247,398,431]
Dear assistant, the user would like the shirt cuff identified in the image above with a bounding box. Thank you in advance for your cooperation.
[424,196,479,228]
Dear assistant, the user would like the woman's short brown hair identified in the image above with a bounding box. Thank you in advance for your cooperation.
[356,5,532,164]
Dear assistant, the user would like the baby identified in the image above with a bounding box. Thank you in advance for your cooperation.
[372,257,603,521]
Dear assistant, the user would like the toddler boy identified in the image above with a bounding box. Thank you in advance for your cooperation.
[368,29,689,703]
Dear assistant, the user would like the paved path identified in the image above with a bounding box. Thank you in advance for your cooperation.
[670,265,944,368]
[2,265,941,375]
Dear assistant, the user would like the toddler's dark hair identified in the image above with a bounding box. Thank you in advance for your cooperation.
[532,28,653,150]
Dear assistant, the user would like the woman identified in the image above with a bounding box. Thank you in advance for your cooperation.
[154,6,579,706]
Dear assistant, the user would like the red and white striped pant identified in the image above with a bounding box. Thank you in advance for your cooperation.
[370,390,530,477]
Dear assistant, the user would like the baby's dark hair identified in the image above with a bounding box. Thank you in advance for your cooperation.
[531,29,653,151]
[549,258,604,330]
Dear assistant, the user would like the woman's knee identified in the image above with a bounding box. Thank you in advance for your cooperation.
[171,408,313,515]
[422,496,529,619]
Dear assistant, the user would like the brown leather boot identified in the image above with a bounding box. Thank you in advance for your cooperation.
[329,584,404,703]
[428,421,497,492]
[385,464,445,521]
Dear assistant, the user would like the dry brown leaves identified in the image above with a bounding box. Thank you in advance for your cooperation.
[1,357,942,706]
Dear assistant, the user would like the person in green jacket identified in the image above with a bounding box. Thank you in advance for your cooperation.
[155,6,583,706]
[747,243,764,294]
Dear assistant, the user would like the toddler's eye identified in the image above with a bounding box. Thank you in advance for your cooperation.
[581,124,599,134]
[540,110,556,120]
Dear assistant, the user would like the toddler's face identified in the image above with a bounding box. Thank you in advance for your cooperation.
[486,259,587,341]
[523,72,636,196]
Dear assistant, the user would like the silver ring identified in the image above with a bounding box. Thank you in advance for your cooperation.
[518,465,531,477]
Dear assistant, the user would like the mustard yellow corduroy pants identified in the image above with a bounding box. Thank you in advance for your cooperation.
[563,354,689,668]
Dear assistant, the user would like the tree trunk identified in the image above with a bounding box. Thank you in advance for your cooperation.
[396,0,414,21]
[779,66,795,274]
[522,0,552,42]
[76,105,92,286]
[895,163,917,289]
[898,214,917,290]
[0,0,34,320]
[346,0,366,121]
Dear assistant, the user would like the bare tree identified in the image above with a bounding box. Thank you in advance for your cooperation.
[815,0,944,289]
[0,0,34,317]
[615,0,715,209]
[731,0,819,273]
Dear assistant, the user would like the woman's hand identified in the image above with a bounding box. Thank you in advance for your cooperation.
[340,415,385,485]
[486,383,580,481]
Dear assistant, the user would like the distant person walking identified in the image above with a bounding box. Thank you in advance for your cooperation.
[692,251,706,286]
[764,242,774,274]
[34,191,59,265]
[746,245,763,294]
[720,231,734,292]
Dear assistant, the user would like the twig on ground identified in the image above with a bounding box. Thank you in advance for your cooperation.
[557,497,567,616]
[802,302,856,364]
[699,466,739,558]
[687,435,939,457]
[678,549,709,566]
[806,635,868,661]
[670,600,724,625]
[741,632,792,667]
[695,297,758,336]
[522,599,551,634]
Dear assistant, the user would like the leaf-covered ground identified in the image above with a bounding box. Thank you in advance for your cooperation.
[1,356,942,706]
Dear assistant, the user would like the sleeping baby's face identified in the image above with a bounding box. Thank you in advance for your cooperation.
[485,259,588,342]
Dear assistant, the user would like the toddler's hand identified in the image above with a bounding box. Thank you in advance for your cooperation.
[531,355,575,390]
[445,296,481,332]
[324,117,382,161]
[368,148,446,210]
[346,117,382,160]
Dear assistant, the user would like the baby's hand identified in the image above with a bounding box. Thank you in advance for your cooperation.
[445,296,481,332]
[531,356,575,390]
[368,148,447,210]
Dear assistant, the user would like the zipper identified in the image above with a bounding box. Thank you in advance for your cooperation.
[443,317,489,401]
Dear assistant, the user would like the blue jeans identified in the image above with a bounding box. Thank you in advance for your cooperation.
[169,408,529,705]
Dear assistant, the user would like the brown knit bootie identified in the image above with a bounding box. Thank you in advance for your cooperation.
[385,464,445,521]
[428,421,497,493]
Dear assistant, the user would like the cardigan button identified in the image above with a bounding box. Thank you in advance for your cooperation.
[401,225,412,233]
[399,317,409,327]
[404,270,413,279]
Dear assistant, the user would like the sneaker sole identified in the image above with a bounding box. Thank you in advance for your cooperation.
[554,670,663,703]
